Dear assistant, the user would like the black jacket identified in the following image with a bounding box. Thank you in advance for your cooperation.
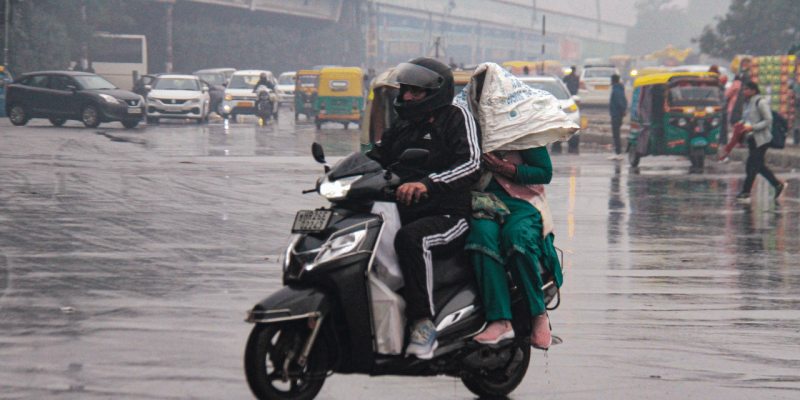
[367,104,481,222]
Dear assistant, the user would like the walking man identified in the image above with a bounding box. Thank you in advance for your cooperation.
[608,74,627,161]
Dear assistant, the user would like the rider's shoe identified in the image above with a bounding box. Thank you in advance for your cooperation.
[474,320,515,345]
[406,319,438,359]
[531,312,552,350]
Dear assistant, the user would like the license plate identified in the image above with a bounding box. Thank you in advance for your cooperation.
[237,101,253,107]
[165,106,182,112]
[594,85,610,90]
[127,108,142,114]
[292,210,333,233]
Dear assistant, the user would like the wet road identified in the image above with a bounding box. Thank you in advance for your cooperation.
[1,109,800,399]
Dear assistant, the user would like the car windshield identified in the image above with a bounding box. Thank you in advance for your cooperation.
[279,75,295,85]
[196,73,224,85]
[584,69,616,79]
[74,75,117,90]
[228,75,261,89]
[522,81,570,100]
[297,75,318,88]
[668,83,721,107]
[154,78,200,91]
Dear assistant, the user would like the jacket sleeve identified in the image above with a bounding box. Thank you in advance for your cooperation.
[752,98,773,132]
[419,105,481,193]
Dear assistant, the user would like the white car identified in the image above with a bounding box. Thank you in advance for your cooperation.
[220,70,278,120]
[276,72,296,107]
[519,76,581,153]
[578,66,620,105]
[145,74,210,124]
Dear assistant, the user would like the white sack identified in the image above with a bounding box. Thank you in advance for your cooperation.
[453,62,579,153]
[370,201,404,291]
[369,274,406,355]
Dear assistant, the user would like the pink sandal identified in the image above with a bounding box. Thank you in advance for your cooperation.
[474,320,515,345]
[531,313,551,350]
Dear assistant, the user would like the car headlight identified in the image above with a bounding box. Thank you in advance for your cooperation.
[710,117,721,127]
[306,229,366,270]
[99,93,120,104]
[189,97,201,104]
[319,175,362,200]
[677,118,688,128]
[630,69,638,77]
[225,93,233,101]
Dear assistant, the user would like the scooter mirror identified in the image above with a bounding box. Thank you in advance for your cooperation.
[398,148,429,165]
[311,142,326,164]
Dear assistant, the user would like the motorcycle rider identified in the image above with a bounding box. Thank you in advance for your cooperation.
[252,72,275,92]
[366,57,481,359]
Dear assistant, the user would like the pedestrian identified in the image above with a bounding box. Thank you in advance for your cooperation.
[709,65,729,146]
[562,65,579,96]
[523,66,530,76]
[366,57,481,359]
[729,58,752,127]
[735,81,788,202]
[86,61,95,74]
[608,74,627,161]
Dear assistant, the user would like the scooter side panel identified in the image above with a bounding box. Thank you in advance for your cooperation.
[248,286,331,323]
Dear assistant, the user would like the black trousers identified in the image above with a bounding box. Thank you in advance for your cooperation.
[611,115,624,154]
[743,138,780,193]
[394,215,469,320]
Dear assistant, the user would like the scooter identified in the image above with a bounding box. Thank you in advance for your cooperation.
[255,84,278,122]
[243,143,560,400]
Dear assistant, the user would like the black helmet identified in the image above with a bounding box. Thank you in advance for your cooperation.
[390,57,454,120]
[259,72,268,80]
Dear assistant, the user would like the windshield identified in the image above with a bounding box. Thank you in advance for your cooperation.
[522,81,570,100]
[154,78,200,91]
[668,83,721,107]
[584,68,617,79]
[228,75,261,89]
[279,74,295,85]
[297,75,318,88]
[74,75,117,90]
[196,73,224,85]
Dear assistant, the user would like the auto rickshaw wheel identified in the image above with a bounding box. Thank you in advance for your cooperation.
[628,146,640,167]
[343,122,349,130]
[315,118,321,130]
[689,151,705,169]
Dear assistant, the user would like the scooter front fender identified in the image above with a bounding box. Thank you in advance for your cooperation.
[245,286,331,324]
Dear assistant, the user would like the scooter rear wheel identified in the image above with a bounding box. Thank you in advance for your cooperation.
[244,322,328,400]
[461,340,530,397]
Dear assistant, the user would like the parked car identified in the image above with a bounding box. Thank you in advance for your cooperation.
[220,70,277,120]
[519,75,581,153]
[193,68,235,114]
[578,66,620,105]
[144,74,210,124]
[276,71,296,107]
[6,71,144,128]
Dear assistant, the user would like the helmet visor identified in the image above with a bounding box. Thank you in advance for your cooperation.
[389,62,445,89]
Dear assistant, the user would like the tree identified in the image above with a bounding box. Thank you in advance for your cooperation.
[697,0,800,59]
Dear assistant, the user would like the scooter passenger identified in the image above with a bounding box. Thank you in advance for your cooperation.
[468,147,562,350]
[366,57,481,359]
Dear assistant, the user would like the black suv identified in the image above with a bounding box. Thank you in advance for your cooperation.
[6,71,144,128]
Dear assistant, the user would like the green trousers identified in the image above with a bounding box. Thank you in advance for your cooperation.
[466,196,562,321]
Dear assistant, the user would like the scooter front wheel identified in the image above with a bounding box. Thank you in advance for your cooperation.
[244,322,328,400]
[461,340,530,397]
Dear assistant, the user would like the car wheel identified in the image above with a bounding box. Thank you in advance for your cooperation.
[81,105,101,128]
[122,120,139,129]
[49,118,67,127]
[8,105,29,126]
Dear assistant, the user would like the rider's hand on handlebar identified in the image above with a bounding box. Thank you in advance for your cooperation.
[396,182,428,205]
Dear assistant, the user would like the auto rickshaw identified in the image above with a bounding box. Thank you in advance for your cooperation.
[359,69,472,153]
[294,70,319,121]
[315,67,363,130]
[628,72,723,169]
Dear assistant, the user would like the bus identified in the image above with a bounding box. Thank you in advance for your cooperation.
[89,33,148,91]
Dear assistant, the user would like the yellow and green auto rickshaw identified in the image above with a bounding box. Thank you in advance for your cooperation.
[294,70,319,122]
[315,67,363,130]
[628,72,723,169]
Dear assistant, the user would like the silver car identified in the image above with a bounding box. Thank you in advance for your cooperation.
[519,76,582,153]
[145,74,210,124]
[220,70,278,120]
[276,72,296,107]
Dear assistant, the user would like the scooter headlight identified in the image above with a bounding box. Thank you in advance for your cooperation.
[319,175,362,201]
[306,229,367,270]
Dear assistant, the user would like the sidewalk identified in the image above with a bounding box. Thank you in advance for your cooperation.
[579,109,800,169]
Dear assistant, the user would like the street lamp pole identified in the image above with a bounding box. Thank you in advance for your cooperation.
[3,0,10,71]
